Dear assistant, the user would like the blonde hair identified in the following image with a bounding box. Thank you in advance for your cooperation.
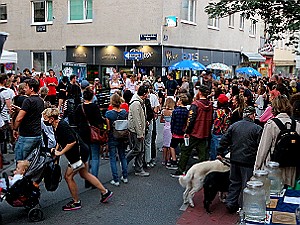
[17,160,30,171]
[271,95,292,116]
[42,107,60,119]
[164,97,175,110]
[110,93,122,108]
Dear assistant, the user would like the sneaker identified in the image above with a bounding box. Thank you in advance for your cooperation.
[110,180,120,187]
[170,170,184,178]
[120,176,128,184]
[100,190,113,203]
[62,200,82,211]
[166,164,178,170]
[134,170,150,177]
[166,161,171,167]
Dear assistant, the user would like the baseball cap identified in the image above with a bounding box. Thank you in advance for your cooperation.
[94,78,100,81]
[81,80,90,89]
[243,106,256,115]
[217,94,228,104]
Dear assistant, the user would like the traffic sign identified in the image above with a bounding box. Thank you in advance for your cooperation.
[124,51,143,60]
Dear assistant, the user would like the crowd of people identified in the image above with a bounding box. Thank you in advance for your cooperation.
[0,67,300,214]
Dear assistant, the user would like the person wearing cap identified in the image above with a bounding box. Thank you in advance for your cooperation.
[210,94,231,160]
[216,106,262,213]
[171,84,213,177]
[93,78,101,95]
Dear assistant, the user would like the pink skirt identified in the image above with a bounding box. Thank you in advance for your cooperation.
[163,122,172,148]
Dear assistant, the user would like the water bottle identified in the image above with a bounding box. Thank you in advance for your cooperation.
[243,180,266,222]
[266,161,283,195]
[296,205,300,225]
[252,170,271,205]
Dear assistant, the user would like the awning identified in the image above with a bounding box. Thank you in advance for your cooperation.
[242,52,266,62]
[0,50,17,64]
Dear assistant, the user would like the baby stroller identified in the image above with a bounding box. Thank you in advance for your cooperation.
[0,147,55,222]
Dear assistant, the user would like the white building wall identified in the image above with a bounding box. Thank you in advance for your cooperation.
[2,0,260,52]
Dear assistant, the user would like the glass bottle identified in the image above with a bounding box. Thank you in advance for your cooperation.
[243,180,266,222]
[266,161,283,195]
[252,170,271,205]
[296,204,300,225]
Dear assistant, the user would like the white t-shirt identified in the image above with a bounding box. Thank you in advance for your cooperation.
[110,80,121,94]
[126,79,137,94]
[0,87,14,121]
[149,93,160,108]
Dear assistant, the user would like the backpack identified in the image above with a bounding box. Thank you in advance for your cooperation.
[270,118,300,167]
[213,109,231,135]
[63,98,77,126]
[112,111,128,140]
[43,160,62,192]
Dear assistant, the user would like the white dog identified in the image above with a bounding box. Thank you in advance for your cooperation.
[179,159,230,208]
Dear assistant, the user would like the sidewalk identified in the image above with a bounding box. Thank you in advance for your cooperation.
[176,189,239,225]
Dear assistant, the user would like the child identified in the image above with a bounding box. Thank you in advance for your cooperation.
[166,94,189,170]
[160,97,175,166]
[0,160,30,190]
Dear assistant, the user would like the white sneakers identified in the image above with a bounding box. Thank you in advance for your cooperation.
[120,176,128,184]
[110,177,128,186]
[110,180,120,187]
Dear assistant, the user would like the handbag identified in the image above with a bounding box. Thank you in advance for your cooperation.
[70,159,85,173]
[81,104,107,143]
[69,132,86,173]
[44,159,62,191]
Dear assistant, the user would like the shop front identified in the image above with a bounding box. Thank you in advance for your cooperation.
[162,46,240,79]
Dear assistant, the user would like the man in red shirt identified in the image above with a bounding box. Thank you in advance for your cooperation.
[44,69,58,105]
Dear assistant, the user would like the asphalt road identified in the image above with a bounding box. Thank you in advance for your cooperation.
[0,120,186,225]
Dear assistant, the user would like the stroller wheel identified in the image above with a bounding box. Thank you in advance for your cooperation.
[28,208,44,222]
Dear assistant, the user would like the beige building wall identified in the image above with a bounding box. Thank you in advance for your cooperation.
[2,0,260,52]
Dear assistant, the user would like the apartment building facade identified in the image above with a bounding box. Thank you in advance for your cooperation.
[1,0,263,81]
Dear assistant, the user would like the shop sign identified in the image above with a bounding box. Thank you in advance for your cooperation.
[72,52,87,58]
[182,52,199,61]
[165,50,178,63]
[101,53,117,60]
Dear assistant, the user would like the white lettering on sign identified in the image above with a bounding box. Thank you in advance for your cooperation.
[129,48,154,59]
[73,52,87,58]
[182,52,199,61]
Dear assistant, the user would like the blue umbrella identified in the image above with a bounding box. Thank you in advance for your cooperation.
[169,60,206,71]
[236,67,262,77]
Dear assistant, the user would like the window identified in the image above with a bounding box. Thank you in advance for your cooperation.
[32,52,52,72]
[181,0,196,23]
[32,1,53,24]
[249,19,256,36]
[0,4,7,22]
[239,15,245,30]
[208,17,220,29]
[68,0,93,22]
[228,14,234,27]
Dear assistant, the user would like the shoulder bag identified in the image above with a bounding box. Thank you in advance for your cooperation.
[81,104,107,143]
